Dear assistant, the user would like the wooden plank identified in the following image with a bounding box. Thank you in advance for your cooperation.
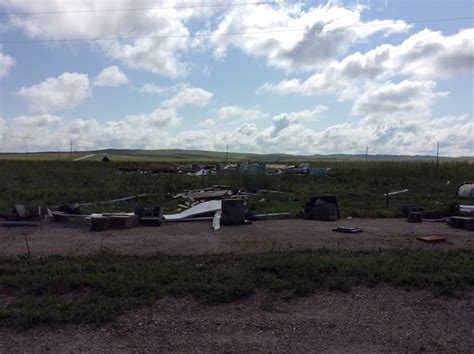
[417,236,446,243]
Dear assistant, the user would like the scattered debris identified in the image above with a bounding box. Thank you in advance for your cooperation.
[79,194,150,206]
[384,189,409,207]
[212,211,222,230]
[459,205,474,213]
[332,226,362,233]
[417,235,446,243]
[186,190,232,200]
[176,217,216,222]
[385,189,409,196]
[246,212,292,221]
[239,162,266,175]
[58,203,82,215]
[150,164,177,174]
[134,206,163,226]
[13,205,29,218]
[164,200,222,221]
[401,205,425,217]
[52,211,89,223]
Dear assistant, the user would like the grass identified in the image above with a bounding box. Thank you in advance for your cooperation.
[0,159,472,217]
[0,249,473,327]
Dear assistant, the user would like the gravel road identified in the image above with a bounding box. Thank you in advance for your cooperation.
[0,218,472,256]
[1,286,472,352]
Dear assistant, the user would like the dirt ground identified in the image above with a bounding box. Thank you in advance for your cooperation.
[0,218,472,256]
[1,286,473,352]
[2,219,473,352]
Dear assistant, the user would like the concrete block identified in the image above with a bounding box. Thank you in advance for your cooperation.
[91,216,109,231]
[221,199,245,225]
[407,212,423,223]
[109,215,139,229]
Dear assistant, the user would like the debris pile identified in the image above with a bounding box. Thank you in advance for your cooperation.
[116,162,327,177]
[171,185,241,210]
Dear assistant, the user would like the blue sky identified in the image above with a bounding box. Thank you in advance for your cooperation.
[0,0,473,155]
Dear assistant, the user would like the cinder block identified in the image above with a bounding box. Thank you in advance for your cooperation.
[109,215,139,229]
[312,200,338,221]
[407,212,423,223]
[91,216,109,231]
[449,216,474,231]
[221,199,245,225]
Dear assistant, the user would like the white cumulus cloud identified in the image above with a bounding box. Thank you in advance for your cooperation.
[259,28,474,97]
[161,85,213,107]
[0,51,15,78]
[352,80,448,118]
[15,72,90,113]
[0,0,219,78]
[131,83,166,95]
[94,66,128,87]
[126,108,182,127]
[11,114,63,127]
[217,106,269,122]
[211,3,408,72]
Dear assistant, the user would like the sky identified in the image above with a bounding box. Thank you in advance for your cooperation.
[0,0,473,156]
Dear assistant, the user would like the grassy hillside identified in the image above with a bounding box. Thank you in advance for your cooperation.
[0,149,472,162]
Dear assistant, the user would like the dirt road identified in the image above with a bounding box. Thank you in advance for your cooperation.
[0,218,472,256]
[1,286,472,352]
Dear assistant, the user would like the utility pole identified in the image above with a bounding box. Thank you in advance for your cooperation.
[226,144,229,164]
[365,146,369,163]
[69,141,73,161]
[436,141,439,168]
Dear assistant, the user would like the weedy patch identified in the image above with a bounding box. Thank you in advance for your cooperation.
[0,160,472,217]
[0,249,472,327]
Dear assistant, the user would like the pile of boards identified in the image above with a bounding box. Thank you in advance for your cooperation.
[172,185,244,210]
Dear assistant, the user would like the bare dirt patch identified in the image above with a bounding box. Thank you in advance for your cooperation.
[1,286,472,352]
[1,218,472,256]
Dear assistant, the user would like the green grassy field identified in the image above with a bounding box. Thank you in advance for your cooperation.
[1,157,473,329]
[1,249,473,327]
[1,148,472,162]
[0,159,472,217]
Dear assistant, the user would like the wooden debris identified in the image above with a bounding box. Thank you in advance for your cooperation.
[417,236,446,243]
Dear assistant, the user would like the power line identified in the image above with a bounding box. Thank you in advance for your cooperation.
[0,16,472,44]
[0,1,283,16]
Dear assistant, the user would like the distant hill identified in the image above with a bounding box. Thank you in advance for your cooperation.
[0,149,472,162]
